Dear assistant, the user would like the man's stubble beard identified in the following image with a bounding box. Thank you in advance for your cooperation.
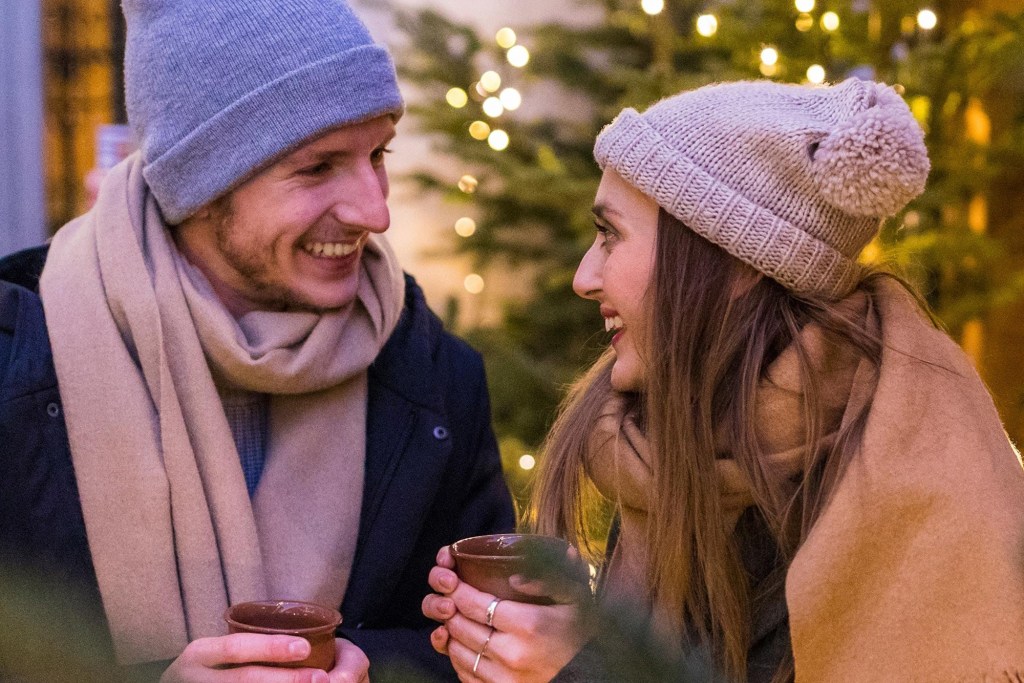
[212,204,347,315]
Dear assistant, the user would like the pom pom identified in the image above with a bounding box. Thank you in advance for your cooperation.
[811,84,930,217]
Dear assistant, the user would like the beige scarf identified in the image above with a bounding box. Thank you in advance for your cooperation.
[39,153,405,665]
[586,280,1024,680]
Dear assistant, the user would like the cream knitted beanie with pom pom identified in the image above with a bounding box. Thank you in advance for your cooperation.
[594,78,929,298]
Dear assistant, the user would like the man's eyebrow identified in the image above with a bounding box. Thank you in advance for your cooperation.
[287,131,397,166]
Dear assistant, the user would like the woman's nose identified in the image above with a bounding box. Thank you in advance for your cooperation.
[572,239,604,300]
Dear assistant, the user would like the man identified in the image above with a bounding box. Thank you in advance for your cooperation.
[0,1,513,681]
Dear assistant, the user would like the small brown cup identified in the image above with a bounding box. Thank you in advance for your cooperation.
[450,533,586,606]
[224,600,342,671]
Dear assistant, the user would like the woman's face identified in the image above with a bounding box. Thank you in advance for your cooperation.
[574,169,660,392]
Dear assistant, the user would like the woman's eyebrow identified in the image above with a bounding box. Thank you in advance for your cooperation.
[592,203,625,221]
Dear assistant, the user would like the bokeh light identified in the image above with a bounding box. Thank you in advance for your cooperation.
[469,121,491,140]
[795,0,815,12]
[519,454,536,471]
[760,47,779,66]
[507,45,530,68]
[455,217,477,237]
[500,87,522,111]
[480,71,502,93]
[795,13,814,32]
[488,129,510,151]
[696,14,719,37]
[917,9,938,30]
[458,175,478,193]
[495,27,517,49]
[821,11,840,31]
[464,274,485,294]
[806,64,826,83]
[641,0,664,15]
[446,87,468,109]
[482,97,504,118]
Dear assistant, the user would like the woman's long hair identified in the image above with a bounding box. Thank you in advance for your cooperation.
[531,209,902,682]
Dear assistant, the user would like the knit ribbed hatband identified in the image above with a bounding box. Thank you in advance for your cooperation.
[123,0,404,224]
[595,78,930,299]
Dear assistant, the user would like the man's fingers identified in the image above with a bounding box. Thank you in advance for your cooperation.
[188,633,310,667]
[328,639,369,683]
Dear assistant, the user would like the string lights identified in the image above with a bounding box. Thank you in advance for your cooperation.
[446,87,468,108]
[506,45,530,67]
[641,0,664,16]
[482,97,504,118]
[495,27,516,49]
[696,14,718,37]
[917,9,938,30]
[464,274,485,294]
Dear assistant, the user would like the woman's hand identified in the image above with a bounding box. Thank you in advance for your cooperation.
[160,635,369,683]
[422,546,592,683]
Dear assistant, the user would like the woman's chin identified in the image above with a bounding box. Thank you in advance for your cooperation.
[610,364,643,393]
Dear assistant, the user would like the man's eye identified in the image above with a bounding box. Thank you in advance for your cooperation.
[371,147,393,164]
[299,162,331,176]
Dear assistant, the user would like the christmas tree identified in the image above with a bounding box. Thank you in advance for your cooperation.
[393,0,1024,503]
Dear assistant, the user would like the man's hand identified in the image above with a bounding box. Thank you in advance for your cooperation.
[160,635,369,683]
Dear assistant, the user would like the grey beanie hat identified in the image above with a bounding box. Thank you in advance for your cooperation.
[123,0,405,224]
[595,78,930,298]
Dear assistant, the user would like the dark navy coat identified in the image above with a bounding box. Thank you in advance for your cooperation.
[0,245,514,681]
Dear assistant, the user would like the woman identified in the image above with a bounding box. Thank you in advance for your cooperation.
[423,78,1024,682]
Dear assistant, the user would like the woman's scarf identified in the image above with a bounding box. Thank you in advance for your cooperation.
[584,281,1024,679]
[39,153,405,664]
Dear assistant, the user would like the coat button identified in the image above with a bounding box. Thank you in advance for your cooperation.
[432,426,449,440]
[46,402,60,418]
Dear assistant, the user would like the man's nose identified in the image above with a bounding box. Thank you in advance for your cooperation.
[572,240,603,300]
[331,166,390,233]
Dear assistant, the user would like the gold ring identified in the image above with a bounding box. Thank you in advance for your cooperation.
[485,597,501,627]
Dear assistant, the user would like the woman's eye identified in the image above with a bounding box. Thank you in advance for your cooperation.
[594,221,618,250]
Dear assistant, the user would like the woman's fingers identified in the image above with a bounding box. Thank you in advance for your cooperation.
[430,625,451,655]
[436,544,456,569]
[444,612,497,657]
[448,634,494,683]
[428,565,460,594]
[422,593,456,622]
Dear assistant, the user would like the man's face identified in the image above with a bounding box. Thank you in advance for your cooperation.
[175,115,396,316]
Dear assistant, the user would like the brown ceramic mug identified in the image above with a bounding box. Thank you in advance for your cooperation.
[450,533,588,605]
[224,600,341,671]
